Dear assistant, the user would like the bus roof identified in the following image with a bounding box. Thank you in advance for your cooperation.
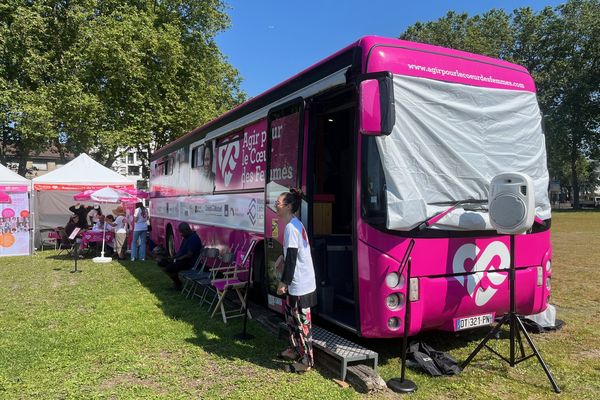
[152,36,532,160]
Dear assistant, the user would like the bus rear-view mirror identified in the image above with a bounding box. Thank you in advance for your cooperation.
[358,74,395,136]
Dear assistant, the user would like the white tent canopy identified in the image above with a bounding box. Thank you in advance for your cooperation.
[32,154,134,245]
[32,153,133,187]
[0,163,31,187]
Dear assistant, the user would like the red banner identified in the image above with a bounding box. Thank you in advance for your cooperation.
[33,184,134,191]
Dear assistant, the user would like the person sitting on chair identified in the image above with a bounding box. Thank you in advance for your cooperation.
[157,222,203,290]
[92,214,107,232]
[64,215,80,237]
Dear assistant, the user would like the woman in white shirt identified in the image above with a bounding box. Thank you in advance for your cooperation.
[275,188,316,373]
[112,205,128,260]
[131,201,148,261]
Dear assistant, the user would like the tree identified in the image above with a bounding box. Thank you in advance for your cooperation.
[0,1,56,174]
[1,0,245,176]
[401,0,600,208]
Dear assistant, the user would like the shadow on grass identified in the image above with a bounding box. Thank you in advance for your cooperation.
[121,260,286,373]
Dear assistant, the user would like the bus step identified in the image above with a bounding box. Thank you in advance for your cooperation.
[278,322,378,381]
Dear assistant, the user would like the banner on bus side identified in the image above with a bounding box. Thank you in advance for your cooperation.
[150,193,264,233]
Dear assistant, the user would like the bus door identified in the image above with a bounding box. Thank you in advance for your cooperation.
[309,88,357,331]
[264,99,305,312]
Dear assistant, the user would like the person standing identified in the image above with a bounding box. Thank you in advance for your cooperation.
[87,205,103,227]
[68,203,93,229]
[275,188,317,373]
[112,205,128,260]
[131,201,148,261]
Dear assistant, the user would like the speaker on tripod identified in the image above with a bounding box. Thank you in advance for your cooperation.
[462,172,560,393]
[488,172,535,234]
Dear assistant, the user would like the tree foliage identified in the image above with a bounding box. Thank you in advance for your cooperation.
[401,0,600,207]
[1,0,245,175]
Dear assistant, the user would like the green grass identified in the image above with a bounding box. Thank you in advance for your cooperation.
[1,211,599,399]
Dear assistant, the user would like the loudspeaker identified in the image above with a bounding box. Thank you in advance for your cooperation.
[489,172,535,234]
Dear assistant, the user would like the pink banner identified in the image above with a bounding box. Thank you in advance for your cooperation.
[34,184,134,191]
[0,185,28,192]
[215,120,267,191]
[270,112,300,189]
[368,46,536,92]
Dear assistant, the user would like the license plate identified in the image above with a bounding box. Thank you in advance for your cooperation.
[454,313,495,331]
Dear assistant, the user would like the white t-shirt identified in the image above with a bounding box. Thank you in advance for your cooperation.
[88,208,101,224]
[114,215,127,233]
[134,207,148,231]
[283,217,316,296]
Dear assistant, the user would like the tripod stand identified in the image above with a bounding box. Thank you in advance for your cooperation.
[461,234,560,393]
[71,238,82,273]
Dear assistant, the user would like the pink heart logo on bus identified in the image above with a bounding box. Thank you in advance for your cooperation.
[452,241,509,306]
[217,142,240,187]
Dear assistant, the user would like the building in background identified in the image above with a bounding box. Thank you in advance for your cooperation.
[3,148,74,179]
[111,148,148,189]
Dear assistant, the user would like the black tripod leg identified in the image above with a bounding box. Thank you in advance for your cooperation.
[461,315,508,369]
[515,317,561,393]
[514,318,527,359]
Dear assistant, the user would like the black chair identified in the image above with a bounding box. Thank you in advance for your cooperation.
[56,228,75,256]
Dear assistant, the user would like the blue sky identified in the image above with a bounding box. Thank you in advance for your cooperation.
[216,1,565,98]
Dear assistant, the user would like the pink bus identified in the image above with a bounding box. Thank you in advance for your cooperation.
[149,36,552,338]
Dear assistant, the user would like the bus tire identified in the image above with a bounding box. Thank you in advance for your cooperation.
[166,226,175,258]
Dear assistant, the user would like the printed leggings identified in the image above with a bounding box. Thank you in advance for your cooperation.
[284,299,314,367]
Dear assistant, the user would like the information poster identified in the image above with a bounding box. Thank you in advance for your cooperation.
[0,186,30,256]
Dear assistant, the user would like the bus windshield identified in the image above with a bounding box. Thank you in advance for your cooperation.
[365,74,551,232]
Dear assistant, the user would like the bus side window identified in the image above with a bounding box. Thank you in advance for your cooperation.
[361,136,386,223]
[191,145,204,169]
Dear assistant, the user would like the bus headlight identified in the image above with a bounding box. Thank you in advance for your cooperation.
[546,260,552,273]
[386,293,405,310]
[546,276,551,289]
[387,317,401,330]
[385,272,405,289]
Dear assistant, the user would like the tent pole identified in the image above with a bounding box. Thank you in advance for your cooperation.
[29,189,34,255]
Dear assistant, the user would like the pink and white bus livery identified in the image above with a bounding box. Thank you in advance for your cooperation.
[149,36,552,338]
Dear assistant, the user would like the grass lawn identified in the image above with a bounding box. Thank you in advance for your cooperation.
[1,211,599,399]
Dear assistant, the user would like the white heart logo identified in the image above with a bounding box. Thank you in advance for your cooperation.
[218,142,240,187]
[452,241,509,306]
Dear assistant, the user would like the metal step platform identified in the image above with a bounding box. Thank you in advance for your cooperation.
[278,321,378,380]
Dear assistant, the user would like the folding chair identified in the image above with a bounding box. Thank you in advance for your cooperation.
[56,228,75,256]
[39,228,59,251]
[179,248,209,298]
[191,240,247,307]
[209,240,257,323]
[189,247,223,304]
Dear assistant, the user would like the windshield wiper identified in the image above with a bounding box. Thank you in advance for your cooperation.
[416,199,487,231]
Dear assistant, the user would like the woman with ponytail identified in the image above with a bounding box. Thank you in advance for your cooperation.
[131,201,148,261]
[275,188,317,373]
